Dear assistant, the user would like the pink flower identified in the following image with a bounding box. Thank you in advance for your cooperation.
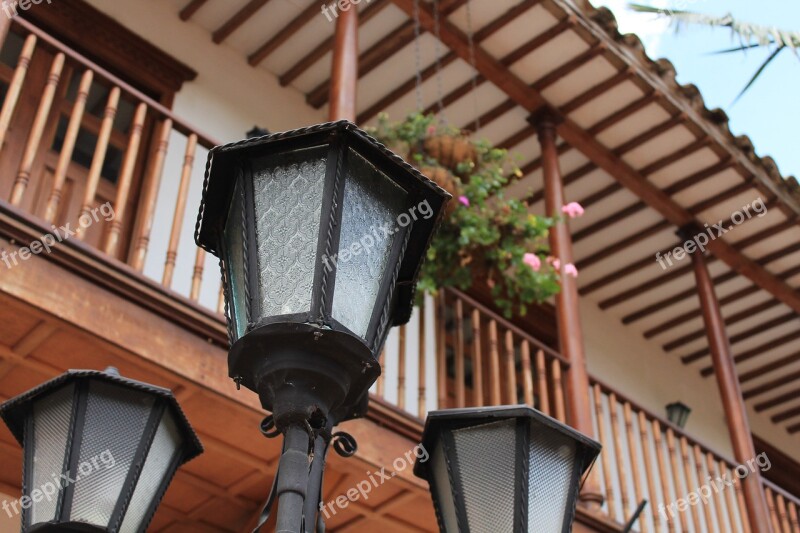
[523,253,541,271]
[458,195,470,207]
[564,263,578,278]
[549,258,561,271]
[561,202,585,218]
[427,125,437,136]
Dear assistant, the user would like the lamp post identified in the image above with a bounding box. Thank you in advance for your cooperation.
[414,405,601,533]
[195,120,450,532]
[0,367,203,533]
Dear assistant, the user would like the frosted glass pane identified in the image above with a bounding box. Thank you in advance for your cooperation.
[119,411,182,532]
[70,382,154,527]
[30,385,74,525]
[224,178,247,340]
[452,420,517,533]
[528,420,577,531]
[431,438,459,531]
[253,146,327,317]
[332,149,407,337]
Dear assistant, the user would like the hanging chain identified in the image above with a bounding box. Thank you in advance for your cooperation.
[412,0,424,111]
[432,0,446,123]
[465,0,480,131]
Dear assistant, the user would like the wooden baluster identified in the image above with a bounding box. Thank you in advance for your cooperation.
[535,350,549,415]
[624,403,647,533]
[190,248,205,301]
[680,437,702,533]
[162,134,198,286]
[0,34,36,152]
[721,462,742,533]
[777,494,792,533]
[455,298,465,408]
[551,360,566,422]
[376,348,385,397]
[418,300,427,417]
[694,445,716,533]
[130,118,172,270]
[470,309,483,407]
[488,320,501,406]
[520,340,534,406]
[75,86,120,238]
[436,291,447,409]
[610,394,631,519]
[735,476,752,533]
[653,420,676,533]
[397,324,406,411]
[592,384,616,520]
[217,284,225,314]
[766,487,782,533]
[788,500,799,533]
[104,103,147,255]
[639,412,660,531]
[9,53,65,206]
[503,330,517,404]
[666,429,689,532]
[707,455,729,533]
[44,69,93,223]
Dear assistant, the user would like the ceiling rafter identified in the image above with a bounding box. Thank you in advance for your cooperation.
[213,0,272,44]
[248,1,322,66]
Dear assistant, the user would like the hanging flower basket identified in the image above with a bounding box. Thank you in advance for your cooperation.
[368,113,583,317]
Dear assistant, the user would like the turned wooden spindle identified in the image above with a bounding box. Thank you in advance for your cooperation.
[455,298,465,408]
[190,247,206,301]
[470,309,483,407]
[418,301,427,417]
[162,134,198,286]
[593,384,616,521]
[488,320,501,406]
[503,330,517,404]
[535,350,549,415]
[520,340,534,406]
[0,34,37,153]
[397,324,406,411]
[435,291,447,409]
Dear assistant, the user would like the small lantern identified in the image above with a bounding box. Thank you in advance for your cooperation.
[0,368,203,533]
[414,406,601,533]
[195,120,449,427]
[666,401,691,428]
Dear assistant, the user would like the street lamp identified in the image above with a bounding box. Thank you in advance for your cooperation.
[0,367,203,533]
[195,120,450,531]
[414,405,601,533]
[666,401,691,428]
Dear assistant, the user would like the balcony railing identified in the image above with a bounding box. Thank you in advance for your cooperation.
[1,19,798,533]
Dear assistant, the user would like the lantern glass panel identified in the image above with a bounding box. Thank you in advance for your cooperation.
[528,418,577,531]
[29,384,74,525]
[224,177,248,340]
[452,419,517,532]
[332,148,408,338]
[119,410,182,533]
[252,146,328,318]
[69,381,154,526]
[431,438,459,532]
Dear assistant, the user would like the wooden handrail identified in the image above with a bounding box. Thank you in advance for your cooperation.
[11,17,221,149]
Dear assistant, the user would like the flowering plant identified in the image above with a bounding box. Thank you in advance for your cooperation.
[369,113,582,317]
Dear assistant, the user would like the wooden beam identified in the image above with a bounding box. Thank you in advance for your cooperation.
[179,0,208,21]
[560,68,631,114]
[740,351,800,384]
[754,388,800,412]
[687,244,772,533]
[700,329,800,377]
[329,1,358,121]
[279,0,389,87]
[212,0,272,44]
[743,369,800,400]
[247,1,321,65]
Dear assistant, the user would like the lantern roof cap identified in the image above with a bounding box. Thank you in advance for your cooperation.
[0,368,203,463]
[194,120,451,326]
[414,405,601,480]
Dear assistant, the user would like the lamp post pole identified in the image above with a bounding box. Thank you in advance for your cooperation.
[329,3,358,121]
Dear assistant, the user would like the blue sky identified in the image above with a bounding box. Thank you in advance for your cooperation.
[592,0,800,179]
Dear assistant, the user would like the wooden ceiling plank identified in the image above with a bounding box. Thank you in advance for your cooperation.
[179,0,208,21]
[280,0,390,87]
[586,91,658,135]
[560,68,631,114]
[248,1,322,66]
[11,319,57,356]
[213,0,272,44]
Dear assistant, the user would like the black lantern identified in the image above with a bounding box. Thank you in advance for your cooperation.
[666,401,691,428]
[414,406,601,533]
[194,120,449,428]
[0,367,203,533]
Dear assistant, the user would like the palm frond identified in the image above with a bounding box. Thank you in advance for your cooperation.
[707,43,762,55]
[732,45,785,103]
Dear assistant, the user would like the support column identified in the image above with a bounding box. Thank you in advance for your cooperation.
[329,5,358,122]
[0,13,10,50]
[682,224,773,533]
[531,109,603,509]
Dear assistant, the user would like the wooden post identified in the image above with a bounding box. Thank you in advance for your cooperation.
[684,224,773,533]
[328,4,357,121]
[531,108,604,509]
[0,12,10,50]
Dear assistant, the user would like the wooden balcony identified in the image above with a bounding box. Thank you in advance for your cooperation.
[0,18,798,533]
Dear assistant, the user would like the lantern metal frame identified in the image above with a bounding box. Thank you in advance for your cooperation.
[194,120,449,428]
[666,401,691,429]
[0,368,203,533]
[414,405,601,533]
